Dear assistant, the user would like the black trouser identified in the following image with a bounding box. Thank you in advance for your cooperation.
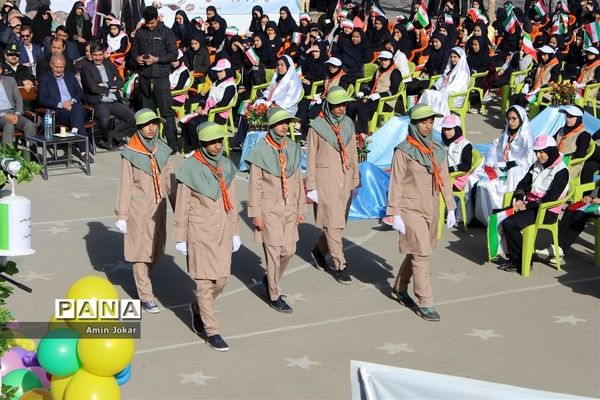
[581,147,600,187]
[510,93,529,108]
[406,79,430,97]
[346,99,391,134]
[180,113,226,153]
[95,102,136,142]
[139,76,177,151]
[502,208,558,264]
[559,209,594,251]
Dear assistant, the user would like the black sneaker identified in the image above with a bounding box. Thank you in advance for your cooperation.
[270,295,293,313]
[390,289,417,309]
[206,334,229,352]
[333,268,352,285]
[497,260,518,272]
[311,247,329,271]
[142,300,160,314]
[189,303,204,334]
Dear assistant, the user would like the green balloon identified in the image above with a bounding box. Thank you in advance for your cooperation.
[37,328,82,377]
[3,368,42,400]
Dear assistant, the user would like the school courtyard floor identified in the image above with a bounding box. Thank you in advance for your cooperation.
[5,95,600,399]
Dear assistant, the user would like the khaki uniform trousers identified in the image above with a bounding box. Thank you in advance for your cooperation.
[194,277,227,336]
[315,227,346,270]
[264,242,296,301]
[393,254,433,307]
[133,262,155,302]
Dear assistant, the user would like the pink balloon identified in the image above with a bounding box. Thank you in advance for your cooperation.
[0,350,25,377]
[28,366,50,389]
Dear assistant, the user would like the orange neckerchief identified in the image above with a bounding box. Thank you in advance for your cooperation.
[369,64,397,95]
[502,132,517,162]
[532,58,559,90]
[406,135,443,193]
[127,134,162,203]
[265,133,288,204]
[558,123,585,153]
[577,59,600,84]
[192,150,234,213]
[323,70,346,96]
[319,111,350,171]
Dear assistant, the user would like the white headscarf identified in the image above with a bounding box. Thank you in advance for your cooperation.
[434,46,470,93]
[261,54,303,115]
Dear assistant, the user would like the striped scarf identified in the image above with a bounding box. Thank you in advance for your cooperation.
[126,134,162,203]
[407,135,443,192]
[265,133,288,204]
[192,150,234,213]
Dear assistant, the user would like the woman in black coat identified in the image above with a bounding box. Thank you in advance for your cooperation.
[367,15,392,54]
[249,5,264,34]
[31,4,52,46]
[171,10,191,47]
[278,6,299,39]
[65,1,92,56]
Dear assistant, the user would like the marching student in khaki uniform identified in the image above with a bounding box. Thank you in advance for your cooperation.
[246,108,305,313]
[115,108,176,314]
[387,104,456,322]
[173,122,241,352]
[306,86,360,285]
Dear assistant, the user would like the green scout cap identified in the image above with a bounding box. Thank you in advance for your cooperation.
[197,121,232,142]
[267,107,300,126]
[408,104,443,121]
[326,86,354,105]
[134,108,165,126]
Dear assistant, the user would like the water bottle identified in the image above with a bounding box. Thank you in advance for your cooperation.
[44,110,52,140]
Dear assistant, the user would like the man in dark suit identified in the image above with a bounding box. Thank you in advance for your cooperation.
[38,54,92,162]
[81,42,135,150]
[0,74,35,145]
[19,25,44,75]
[2,43,35,87]
[36,37,74,78]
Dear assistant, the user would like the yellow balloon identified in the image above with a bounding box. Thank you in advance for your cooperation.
[65,276,120,335]
[9,337,36,351]
[48,314,69,332]
[50,375,73,400]
[64,369,120,400]
[78,336,135,377]
[21,388,53,400]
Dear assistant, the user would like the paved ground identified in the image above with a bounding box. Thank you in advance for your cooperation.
[4,92,600,400]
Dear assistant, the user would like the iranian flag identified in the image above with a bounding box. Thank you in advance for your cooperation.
[550,14,566,35]
[296,66,303,79]
[567,200,600,214]
[534,0,548,17]
[372,4,386,18]
[444,13,454,24]
[522,32,538,62]
[558,0,570,13]
[406,21,415,31]
[415,1,429,28]
[487,208,515,260]
[334,0,343,18]
[467,8,489,24]
[245,48,260,66]
[502,9,519,34]
[584,22,600,45]
[291,32,303,44]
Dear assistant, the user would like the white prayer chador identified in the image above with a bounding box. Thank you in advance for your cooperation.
[418,46,470,130]
[258,55,303,115]
[472,105,536,225]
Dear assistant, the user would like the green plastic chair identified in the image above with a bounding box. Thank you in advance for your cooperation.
[500,67,531,113]
[575,82,600,117]
[448,89,471,133]
[367,81,404,132]
[427,75,441,89]
[502,185,574,277]
[304,80,325,99]
[249,69,275,102]
[206,92,238,157]
[437,149,482,239]
[569,140,596,201]
[353,63,379,95]
[528,86,554,118]
[171,75,195,119]
[288,88,304,141]
[469,70,489,113]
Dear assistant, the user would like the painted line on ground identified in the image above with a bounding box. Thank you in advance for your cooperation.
[135,275,600,355]
[32,216,115,226]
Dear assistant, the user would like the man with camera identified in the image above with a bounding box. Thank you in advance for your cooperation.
[131,6,178,154]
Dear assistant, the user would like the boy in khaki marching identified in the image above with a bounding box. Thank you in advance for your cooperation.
[115,109,176,314]
[246,108,305,313]
[305,86,360,284]
[173,122,241,352]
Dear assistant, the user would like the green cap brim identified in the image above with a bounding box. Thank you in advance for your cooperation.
[409,104,444,120]
[197,123,233,142]
[268,109,300,126]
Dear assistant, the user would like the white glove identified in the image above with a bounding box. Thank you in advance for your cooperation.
[175,241,188,256]
[368,93,381,101]
[232,235,241,252]
[392,215,405,234]
[6,160,21,175]
[446,210,456,229]
[484,160,495,168]
[306,190,318,203]
[356,91,364,99]
[115,219,127,233]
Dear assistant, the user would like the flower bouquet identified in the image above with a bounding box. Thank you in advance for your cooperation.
[356,134,371,163]
[550,81,576,106]
[245,102,269,131]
